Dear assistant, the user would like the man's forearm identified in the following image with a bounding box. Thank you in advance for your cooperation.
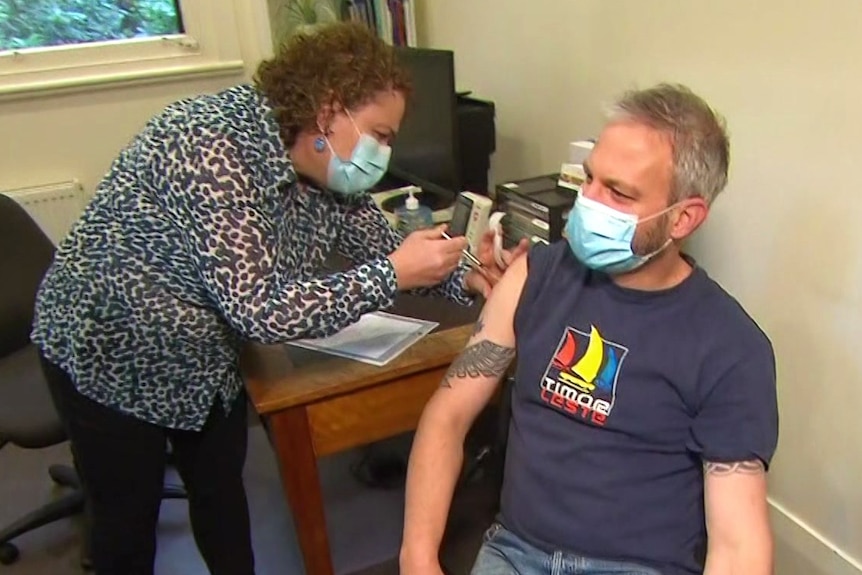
[400,413,465,569]
[703,535,773,575]
[703,459,774,575]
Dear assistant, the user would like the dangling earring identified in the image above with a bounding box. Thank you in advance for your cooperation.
[313,135,326,153]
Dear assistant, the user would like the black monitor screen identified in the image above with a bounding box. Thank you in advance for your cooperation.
[391,47,460,197]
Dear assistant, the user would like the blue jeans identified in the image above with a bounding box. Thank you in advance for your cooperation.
[470,523,662,575]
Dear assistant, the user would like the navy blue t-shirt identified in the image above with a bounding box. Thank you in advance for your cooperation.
[500,241,778,575]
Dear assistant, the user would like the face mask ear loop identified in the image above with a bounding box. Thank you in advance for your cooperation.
[639,200,685,225]
[316,118,342,162]
[636,203,678,263]
[345,108,362,139]
[640,237,675,266]
[324,136,340,162]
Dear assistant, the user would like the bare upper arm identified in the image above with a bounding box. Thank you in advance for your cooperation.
[704,459,771,549]
[422,254,528,434]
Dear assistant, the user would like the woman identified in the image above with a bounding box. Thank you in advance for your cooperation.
[32,22,514,575]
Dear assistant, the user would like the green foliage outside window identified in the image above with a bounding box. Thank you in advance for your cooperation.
[0,0,182,51]
[267,0,344,48]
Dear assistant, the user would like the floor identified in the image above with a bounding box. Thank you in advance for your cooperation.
[1,293,494,575]
[0,411,416,575]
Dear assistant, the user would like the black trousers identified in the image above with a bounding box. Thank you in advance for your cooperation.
[40,356,255,575]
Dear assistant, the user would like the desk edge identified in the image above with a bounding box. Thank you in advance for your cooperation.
[246,324,472,414]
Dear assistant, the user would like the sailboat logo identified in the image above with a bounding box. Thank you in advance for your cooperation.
[540,325,628,425]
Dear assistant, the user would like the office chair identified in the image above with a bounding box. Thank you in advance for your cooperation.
[0,194,186,567]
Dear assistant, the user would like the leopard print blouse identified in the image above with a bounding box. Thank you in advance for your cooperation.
[31,84,473,431]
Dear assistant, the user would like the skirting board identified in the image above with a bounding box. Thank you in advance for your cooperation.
[770,498,861,575]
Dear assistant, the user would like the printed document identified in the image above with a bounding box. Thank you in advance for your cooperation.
[288,312,438,366]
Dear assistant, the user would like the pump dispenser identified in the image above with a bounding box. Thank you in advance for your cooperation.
[395,187,433,235]
[405,189,420,211]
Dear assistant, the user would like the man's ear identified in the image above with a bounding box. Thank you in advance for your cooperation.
[670,197,709,240]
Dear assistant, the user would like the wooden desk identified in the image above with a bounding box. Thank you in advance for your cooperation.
[243,295,479,575]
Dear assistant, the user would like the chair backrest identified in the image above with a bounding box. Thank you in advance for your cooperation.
[0,194,55,357]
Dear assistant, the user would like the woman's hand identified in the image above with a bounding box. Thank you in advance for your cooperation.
[388,225,469,290]
[464,230,529,298]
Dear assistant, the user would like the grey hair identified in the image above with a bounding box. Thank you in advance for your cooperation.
[606,83,730,205]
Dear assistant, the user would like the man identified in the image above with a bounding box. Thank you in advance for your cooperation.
[400,83,778,575]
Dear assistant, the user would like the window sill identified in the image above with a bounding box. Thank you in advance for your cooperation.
[0,59,246,102]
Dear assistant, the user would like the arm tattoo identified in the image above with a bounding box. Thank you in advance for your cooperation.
[703,460,765,476]
[441,340,515,388]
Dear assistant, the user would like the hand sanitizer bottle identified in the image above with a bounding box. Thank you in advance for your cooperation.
[395,188,434,235]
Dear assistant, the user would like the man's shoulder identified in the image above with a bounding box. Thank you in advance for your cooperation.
[513,241,587,326]
[692,267,774,360]
[527,239,573,261]
[525,240,586,277]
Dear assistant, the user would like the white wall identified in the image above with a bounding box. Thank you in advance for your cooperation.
[0,2,274,197]
[418,1,861,573]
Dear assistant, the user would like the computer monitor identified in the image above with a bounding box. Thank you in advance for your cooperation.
[390,47,460,201]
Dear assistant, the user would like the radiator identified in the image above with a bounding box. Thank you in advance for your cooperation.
[2,180,87,245]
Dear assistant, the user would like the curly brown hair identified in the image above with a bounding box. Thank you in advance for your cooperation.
[254,22,412,148]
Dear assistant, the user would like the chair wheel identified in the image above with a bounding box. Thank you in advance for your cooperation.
[0,542,20,565]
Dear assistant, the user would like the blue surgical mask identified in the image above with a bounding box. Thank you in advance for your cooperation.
[325,113,391,195]
[565,194,675,274]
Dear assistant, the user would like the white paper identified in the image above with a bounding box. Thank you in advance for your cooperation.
[288,312,439,366]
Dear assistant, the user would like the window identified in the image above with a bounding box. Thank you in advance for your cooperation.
[0,0,246,98]
[1,0,185,51]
